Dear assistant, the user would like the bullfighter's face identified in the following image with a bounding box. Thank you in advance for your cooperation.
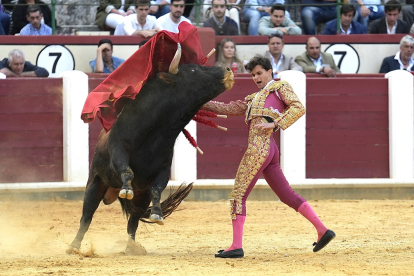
[251,65,273,89]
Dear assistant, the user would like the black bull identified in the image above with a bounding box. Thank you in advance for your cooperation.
[66,48,235,254]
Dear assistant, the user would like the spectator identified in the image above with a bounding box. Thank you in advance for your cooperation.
[353,0,384,33]
[19,4,51,35]
[1,0,15,34]
[90,39,125,73]
[203,0,239,35]
[11,0,52,35]
[149,0,170,18]
[203,0,241,33]
[243,0,288,36]
[258,4,301,35]
[301,0,337,35]
[379,35,414,73]
[114,0,163,36]
[264,33,302,78]
[322,4,365,34]
[95,0,136,31]
[0,49,49,77]
[215,38,246,73]
[369,0,410,34]
[402,0,414,30]
[156,0,191,33]
[295,36,341,77]
[1,10,10,35]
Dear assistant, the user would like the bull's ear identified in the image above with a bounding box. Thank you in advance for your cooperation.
[158,72,175,84]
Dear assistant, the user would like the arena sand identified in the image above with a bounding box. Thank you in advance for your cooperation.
[0,199,413,275]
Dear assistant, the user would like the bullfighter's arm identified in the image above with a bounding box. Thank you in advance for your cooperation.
[273,81,305,130]
[201,100,248,117]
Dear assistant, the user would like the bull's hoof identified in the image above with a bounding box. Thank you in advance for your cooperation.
[65,245,79,254]
[119,189,134,200]
[149,214,165,225]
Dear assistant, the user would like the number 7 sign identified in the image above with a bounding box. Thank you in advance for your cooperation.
[36,45,75,78]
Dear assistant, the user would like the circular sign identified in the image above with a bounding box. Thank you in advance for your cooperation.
[324,44,360,73]
[36,45,75,78]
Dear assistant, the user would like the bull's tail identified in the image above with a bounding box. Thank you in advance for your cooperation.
[119,183,193,223]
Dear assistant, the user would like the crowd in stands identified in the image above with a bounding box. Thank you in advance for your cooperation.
[2,0,414,35]
[1,0,414,77]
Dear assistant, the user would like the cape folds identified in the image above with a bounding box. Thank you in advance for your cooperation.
[81,22,208,132]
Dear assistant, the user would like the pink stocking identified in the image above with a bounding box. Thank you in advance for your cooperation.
[226,215,246,251]
[298,202,328,242]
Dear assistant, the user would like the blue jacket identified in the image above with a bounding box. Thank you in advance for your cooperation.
[89,56,125,73]
[322,19,366,35]
[379,55,414,73]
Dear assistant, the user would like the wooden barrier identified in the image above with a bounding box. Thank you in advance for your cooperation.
[0,74,400,183]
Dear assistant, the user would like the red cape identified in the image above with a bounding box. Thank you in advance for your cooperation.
[81,22,209,132]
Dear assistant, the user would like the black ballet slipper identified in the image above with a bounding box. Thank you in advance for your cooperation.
[215,248,244,258]
[313,229,336,252]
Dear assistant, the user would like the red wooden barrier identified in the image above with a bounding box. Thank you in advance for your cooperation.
[306,77,389,178]
[0,75,390,183]
[0,78,63,182]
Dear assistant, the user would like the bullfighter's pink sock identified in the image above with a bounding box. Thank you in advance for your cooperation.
[298,202,328,242]
[226,215,246,251]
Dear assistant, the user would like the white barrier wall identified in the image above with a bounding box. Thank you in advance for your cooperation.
[62,71,90,182]
[278,71,307,180]
[385,70,414,179]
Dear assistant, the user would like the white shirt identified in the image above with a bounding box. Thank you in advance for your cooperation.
[386,20,397,34]
[270,54,284,76]
[118,14,162,35]
[395,51,414,71]
[156,13,191,33]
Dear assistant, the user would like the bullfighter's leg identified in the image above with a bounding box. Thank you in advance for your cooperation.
[66,176,107,253]
[109,148,134,200]
[148,164,171,225]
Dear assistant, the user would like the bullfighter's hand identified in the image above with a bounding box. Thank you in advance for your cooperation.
[254,122,276,131]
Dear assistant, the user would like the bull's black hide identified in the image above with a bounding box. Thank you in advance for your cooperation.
[66,60,234,254]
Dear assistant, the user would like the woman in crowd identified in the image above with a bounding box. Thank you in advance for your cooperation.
[95,0,136,31]
[216,38,246,73]
[202,55,335,258]
[11,0,52,35]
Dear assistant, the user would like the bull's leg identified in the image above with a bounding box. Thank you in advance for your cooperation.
[124,194,151,255]
[149,165,171,225]
[110,148,134,200]
[66,176,107,254]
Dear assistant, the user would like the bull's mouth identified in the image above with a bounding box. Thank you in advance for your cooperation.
[222,67,234,91]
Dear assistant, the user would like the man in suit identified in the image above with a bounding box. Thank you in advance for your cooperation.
[322,4,365,35]
[379,35,414,73]
[295,36,341,77]
[264,33,303,78]
[369,0,410,34]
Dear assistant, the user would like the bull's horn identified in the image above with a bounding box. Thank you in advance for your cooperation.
[169,43,182,75]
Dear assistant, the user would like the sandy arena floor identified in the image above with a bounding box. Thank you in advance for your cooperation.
[0,198,413,276]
